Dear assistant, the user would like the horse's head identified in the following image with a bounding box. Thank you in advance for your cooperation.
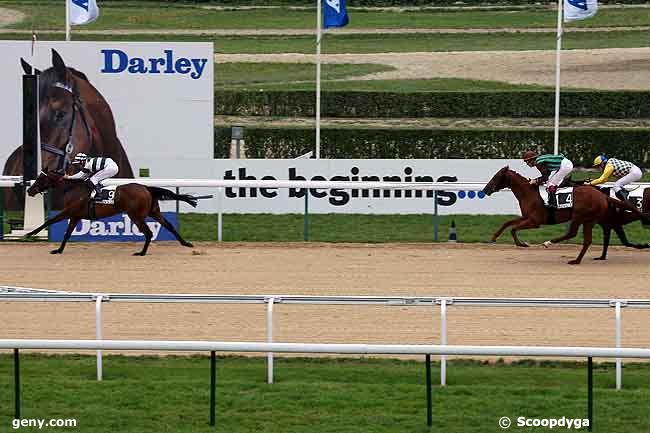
[22,49,93,174]
[482,166,511,196]
[26,170,62,197]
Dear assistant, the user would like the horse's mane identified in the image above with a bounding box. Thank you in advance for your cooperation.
[505,167,529,183]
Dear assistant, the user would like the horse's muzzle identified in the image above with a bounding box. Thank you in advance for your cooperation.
[481,188,492,197]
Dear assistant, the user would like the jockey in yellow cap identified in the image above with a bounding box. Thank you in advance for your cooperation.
[588,155,642,206]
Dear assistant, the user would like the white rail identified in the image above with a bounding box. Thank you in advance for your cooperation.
[0,339,648,358]
[0,289,642,389]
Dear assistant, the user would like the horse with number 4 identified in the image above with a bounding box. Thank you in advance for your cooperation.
[482,166,650,265]
[25,170,210,256]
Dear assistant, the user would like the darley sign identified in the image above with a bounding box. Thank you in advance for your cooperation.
[48,212,179,242]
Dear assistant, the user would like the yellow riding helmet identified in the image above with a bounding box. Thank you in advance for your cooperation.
[593,155,608,167]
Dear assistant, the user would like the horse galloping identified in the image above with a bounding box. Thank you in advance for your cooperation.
[26,171,197,256]
[482,166,650,264]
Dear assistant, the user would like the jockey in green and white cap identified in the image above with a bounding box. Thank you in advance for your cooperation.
[522,150,574,209]
[64,153,119,199]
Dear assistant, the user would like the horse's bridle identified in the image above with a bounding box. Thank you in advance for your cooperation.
[40,81,92,173]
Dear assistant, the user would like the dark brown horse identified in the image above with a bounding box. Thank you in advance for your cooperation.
[596,187,650,260]
[3,49,133,210]
[25,171,197,256]
[482,166,650,264]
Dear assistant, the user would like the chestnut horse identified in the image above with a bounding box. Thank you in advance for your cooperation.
[3,49,133,210]
[482,166,650,264]
[25,171,197,256]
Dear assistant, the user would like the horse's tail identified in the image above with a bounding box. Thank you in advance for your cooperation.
[608,196,650,225]
[147,186,198,208]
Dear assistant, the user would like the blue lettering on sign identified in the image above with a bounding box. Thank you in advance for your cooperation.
[100,49,208,80]
[48,212,179,242]
[567,0,588,11]
[71,0,89,11]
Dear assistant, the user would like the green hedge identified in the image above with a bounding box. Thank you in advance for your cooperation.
[214,126,650,167]
[215,91,650,119]
[100,0,650,6]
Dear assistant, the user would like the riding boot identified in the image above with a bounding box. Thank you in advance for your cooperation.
[615,190,636,209]
[547,186,558,209]
[87,180,97,199]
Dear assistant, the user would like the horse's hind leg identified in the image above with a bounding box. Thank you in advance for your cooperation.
[569,221,595,265]
[51,217,80,255]
[544,220,581,247]
[594,225,611,260]
[614,225,650,250]
[130,216,153,256]
[149,206,193,248]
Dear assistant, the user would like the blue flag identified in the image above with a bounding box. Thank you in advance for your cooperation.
[323,0,349,28]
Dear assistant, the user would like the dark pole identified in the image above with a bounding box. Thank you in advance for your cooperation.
[425,354,432,427]
[210,351,216,426]
[175,187,180,216]
[14,348,20,419]
[587,356,594,431]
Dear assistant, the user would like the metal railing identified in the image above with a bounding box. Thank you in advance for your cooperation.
[4,338,648,431]
[0,287,644,390]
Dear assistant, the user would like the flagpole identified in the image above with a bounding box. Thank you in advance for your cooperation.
[65,0,71,41]
[315,0,322,159]
[553,0,562,155]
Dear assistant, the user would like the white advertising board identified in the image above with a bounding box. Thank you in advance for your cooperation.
[179,159,540,215]
[1,41,213,207]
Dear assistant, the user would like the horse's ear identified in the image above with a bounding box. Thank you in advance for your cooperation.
[51,49,67,82]
[20,58,33,75]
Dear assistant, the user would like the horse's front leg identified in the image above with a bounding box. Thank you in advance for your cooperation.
[510,218,540,247]
[594,225,611,260]
[490,216,524,243]
[50,217,80,254]
[24,210,70,238]
[568,221,595,265]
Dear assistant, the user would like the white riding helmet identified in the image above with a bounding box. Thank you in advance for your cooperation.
[73,153,88,165]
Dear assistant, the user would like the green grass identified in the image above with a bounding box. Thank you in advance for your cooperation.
[0,354,649,433]
[177,213,650,246]
[3,2,650,30]
[216,63,395,89]
[2,30,649,54]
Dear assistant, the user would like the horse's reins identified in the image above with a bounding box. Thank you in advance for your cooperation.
[40,81,92,173]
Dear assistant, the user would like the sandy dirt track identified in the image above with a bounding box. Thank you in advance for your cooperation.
[1,242,649,356]
[218,47,650,91]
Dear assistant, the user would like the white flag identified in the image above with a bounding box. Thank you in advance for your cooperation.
[564,0,597,22]
[70,0,100,25]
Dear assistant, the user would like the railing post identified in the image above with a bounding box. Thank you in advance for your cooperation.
[209,351,216,426]
[615,301,622,390]
[267,297,275,384]
[217,187,223,242]
[303,193,309,241]
[425,354,432,427]
[14,348,20,419]
[95,295,103,381]
[433,191,439,242]
[440,299,447,386]
[587,356,594,431]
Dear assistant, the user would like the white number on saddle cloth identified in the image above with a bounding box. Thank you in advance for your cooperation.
[538,186,574,209]
[627,187,645,210]
[96,189,116,205]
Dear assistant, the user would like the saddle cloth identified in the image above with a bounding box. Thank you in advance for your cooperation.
[627,187,644,210]
[91,186,117,205]
[538,186,573,209]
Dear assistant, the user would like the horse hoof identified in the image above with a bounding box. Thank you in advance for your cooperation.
[568,259,581,265]
[133,252,146,256]
[488,240,496,244]
[593,257,606,261]
[50,249,62,255]
[543,241,552,248]
[182,242,194,248]
[517,242,529,248]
